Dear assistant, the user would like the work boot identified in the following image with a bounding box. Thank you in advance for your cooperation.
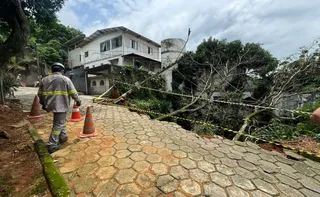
[60,136,68,144]
[47,144,60,154]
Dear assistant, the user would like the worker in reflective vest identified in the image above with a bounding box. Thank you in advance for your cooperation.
[38,62,81,153]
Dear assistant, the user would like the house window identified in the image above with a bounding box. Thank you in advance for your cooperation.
[100,80,105,86]
[85,51,89,57]
[79,55,81,61]
[131,40,138,50]
[148,47,153,55]
[111,36,122,49]
[100,40,111,52]
[92,81,96,86]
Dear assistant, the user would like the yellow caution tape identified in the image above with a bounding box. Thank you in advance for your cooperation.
[115,81,312,116]
[97,101,320,160]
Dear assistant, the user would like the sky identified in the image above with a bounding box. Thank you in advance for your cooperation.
[58,0,320,59]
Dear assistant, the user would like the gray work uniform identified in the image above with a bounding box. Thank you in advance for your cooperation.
[37,72,79,149]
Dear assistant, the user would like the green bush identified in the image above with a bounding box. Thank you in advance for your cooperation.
[251,118,297,141]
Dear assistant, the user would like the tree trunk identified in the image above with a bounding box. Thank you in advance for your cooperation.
[233,109,265,141]
[0,69,4,104]
[0,0,30,69]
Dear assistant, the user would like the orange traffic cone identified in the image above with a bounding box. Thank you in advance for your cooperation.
[27,95,43,119]
[80,106,98,138]
[68,105,84,122]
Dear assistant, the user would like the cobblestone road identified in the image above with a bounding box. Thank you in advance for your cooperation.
[16,87,320,197]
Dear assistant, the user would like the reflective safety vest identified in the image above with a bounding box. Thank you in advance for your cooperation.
[38,72,79,113]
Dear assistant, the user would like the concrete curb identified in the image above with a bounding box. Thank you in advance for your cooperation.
[29,127,71,197]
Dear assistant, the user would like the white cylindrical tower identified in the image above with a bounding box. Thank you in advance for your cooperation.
[161,38,186,91]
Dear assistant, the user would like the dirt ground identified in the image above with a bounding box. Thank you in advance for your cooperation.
[0,102,51,197]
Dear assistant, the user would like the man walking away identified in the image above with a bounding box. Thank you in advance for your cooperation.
[38,62,81,153]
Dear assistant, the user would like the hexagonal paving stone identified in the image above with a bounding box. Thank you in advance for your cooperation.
[162,155,179,166]
[231,175,256,190]
[170,166,189,180]
[52,148,71,157]
[259,153,276,162]
[130,152,147,161]
[194,148,209,155]
[114,142,129,150]
[127,144,142,152]
[203,183,227,197]
[204,155,221,164]
[96,166,117,180]
[275,174,302,189]
[180,158,197,169]
[276,162,297,174]
[115,169,138,184]
[100,141,115,148]
[227,186,250,197]
[71,143,88,152]
[87,138,102,146]
[180,179,201,196]
[151,163,169,175]
[60,161,80,173]
[215,164,234,176]
[146,154,162,163]
[156,175,179,194]
[84,145,101,154]
[166,143,180,150]
[293,162,316,177]
[73,175,97,194]
[137,135,149,140]
[125,138,139,145]
[190,169,210,183]
[172,150,187,158]
[99,147,116,156]
[133,161,150,172]
[153,141,166,148]
[77,163,99,176]
[136,173,157,189]
[254,170,278,184]
[220,157,238,168]
[114,158,134,169]
[140,187,163,197]
[226,152,243,160]
[188,152,203,161]
[251,190,272,197]
[115,150,131,158]
[149,136,161,142]
[300,188,320,197]
[96,155,116,166]
[299,177,320,193]
[179,145,194,153]
[259,160,280,173]
[211,172,232,187]
[238,160,257,171]
[276,183,304,197]
[210,150,225,158]
[84,153,101,164]
[116,183,141,196]
[93,179,119,197]
[173,191,187,197]
[252,179,279,195]
[157,148,172,156]
[142,145,158,154]
[125,133,137,139]
[234,167,256,179]
[196,160,215,173]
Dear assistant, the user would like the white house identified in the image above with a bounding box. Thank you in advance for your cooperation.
[65,26,161,95]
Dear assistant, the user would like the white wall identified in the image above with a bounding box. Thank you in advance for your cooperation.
[123,33,160,61]
[89,76,110,95]
[68,30,161,69]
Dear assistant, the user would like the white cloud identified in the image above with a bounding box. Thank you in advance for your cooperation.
[58,0,320,58]
[57,7,81,28]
